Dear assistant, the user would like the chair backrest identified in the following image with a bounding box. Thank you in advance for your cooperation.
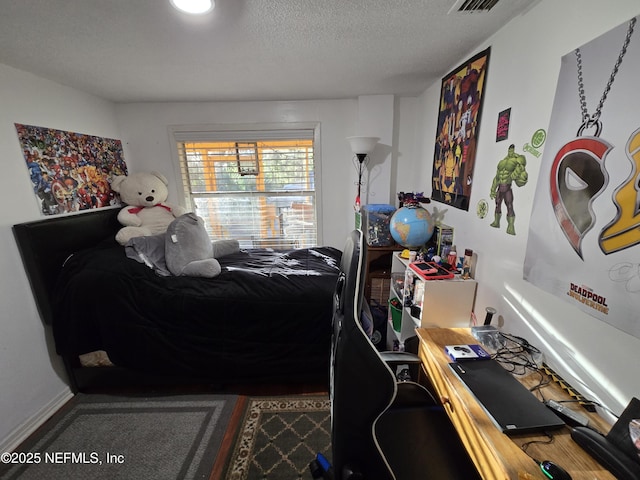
[330,230,397,480]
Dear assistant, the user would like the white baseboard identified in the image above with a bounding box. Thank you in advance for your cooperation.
[0,388,73,453]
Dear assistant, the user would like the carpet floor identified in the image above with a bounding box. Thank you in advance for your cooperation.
[217,395,331,480]
[0,393,237,480]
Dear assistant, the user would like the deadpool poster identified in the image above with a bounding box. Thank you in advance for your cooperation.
[524,16,640,339]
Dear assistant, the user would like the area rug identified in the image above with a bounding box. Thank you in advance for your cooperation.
[220,395,331,480]
[0,393,237,480]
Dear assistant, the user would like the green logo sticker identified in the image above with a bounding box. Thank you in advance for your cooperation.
[531,129,546,148]
[477,199,488,219]
[524,128,547,158]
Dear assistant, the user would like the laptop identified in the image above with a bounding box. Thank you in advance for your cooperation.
[449,360,565,435]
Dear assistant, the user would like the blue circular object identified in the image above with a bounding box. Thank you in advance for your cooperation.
[390,205,434,248]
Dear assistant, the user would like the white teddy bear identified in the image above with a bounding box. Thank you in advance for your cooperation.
[111,171,187,246]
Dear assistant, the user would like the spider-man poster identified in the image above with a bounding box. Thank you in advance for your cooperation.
[431,48,490,211]
[16,123,127,216]
[524,17,640,339]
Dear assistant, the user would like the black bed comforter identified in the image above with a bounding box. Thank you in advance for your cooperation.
[53,239,341,382]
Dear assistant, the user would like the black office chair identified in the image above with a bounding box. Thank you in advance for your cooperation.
[328,230,480,480]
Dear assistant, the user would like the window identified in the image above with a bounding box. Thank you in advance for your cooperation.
[175,128,318,249]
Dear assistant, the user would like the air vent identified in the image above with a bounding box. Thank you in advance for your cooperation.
[449,0,500,13]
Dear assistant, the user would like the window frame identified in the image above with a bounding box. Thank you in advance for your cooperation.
[168,122,324,246]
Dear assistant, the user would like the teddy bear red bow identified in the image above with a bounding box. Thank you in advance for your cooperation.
[111,171,186,245]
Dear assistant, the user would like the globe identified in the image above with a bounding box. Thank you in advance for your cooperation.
[390,205,434,248]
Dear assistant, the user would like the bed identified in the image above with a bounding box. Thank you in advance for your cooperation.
[13,208,341,391]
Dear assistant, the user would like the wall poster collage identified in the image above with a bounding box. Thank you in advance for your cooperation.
[15,124,127,216]
[524,16,640,340]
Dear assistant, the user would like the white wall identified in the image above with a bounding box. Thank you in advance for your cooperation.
[0,64,121,450]
[410,0,640,417]
[114,99,365,248]
[354,95,395,206]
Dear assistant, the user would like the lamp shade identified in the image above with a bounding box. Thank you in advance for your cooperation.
[347,136,379,156]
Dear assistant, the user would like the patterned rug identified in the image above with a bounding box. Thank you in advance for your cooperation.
[0,393,237,480]
[221,395,331,480]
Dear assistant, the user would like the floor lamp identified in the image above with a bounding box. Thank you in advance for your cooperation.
[347,136,379,210]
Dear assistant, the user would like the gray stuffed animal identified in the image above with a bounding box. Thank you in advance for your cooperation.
[165,213,239,278]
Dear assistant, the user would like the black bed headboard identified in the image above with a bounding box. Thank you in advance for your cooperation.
[13,208,120,325]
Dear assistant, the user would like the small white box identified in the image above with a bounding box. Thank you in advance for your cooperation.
[445,344,491,361]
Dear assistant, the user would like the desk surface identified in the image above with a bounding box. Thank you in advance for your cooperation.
[417,327,614,480]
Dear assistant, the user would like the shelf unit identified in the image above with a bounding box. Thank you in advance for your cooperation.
[387,252,477,348]
[364,245,403,305]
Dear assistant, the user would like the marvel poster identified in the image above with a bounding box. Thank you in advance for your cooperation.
[431,47,490,211]
[16,124,127,215]
[524,17,640,339]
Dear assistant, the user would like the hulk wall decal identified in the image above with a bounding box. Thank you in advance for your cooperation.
[489,144,528,235]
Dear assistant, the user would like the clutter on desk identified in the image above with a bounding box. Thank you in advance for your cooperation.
[462,248,473,279]
[471,325,502,351]
[409,261,455,280]
[445,344,491,361]
[447,248,458,269]
[434,224,454,257]
[492,332,545,374]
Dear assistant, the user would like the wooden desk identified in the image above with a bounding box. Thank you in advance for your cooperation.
[417,327,614,480]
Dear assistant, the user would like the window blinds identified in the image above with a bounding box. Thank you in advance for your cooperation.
[176,131,317,249]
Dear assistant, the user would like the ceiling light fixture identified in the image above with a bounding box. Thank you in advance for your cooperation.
[170,0,215,15]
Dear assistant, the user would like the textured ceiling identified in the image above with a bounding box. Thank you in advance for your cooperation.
[0,0,536,103]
